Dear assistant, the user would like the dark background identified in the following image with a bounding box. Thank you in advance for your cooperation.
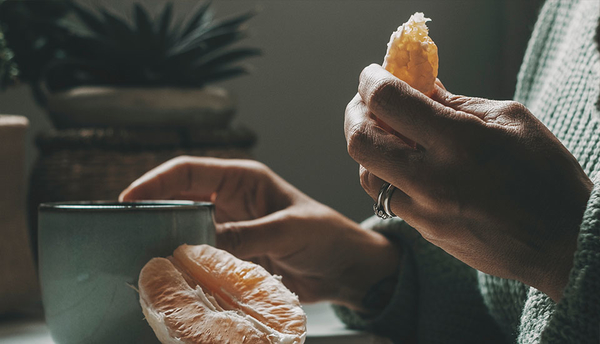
[0,0,543,222]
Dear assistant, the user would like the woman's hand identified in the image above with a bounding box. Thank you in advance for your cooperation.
[345,64,593,301]
[120,156,400,311]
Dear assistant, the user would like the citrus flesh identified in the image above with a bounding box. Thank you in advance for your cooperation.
[376,12,439,148]
[138,244,307,344]
[383,12,439,96]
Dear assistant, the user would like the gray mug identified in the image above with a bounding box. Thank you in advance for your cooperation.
[38,201,216,344]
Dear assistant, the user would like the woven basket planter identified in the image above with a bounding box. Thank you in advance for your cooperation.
[28,126,256,260]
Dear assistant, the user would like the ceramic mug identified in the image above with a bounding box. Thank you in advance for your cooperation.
[38,201,216,344]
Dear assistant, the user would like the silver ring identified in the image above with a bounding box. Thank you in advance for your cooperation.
[373,182,396,219]
[382,183,396,217]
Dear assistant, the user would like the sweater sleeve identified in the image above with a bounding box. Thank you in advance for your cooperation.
[517,176,600,344]
[332,216,505,343]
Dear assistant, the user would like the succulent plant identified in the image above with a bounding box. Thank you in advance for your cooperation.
[45,1,261,91]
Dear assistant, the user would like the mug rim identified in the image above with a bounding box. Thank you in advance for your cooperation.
[39,200,214,212]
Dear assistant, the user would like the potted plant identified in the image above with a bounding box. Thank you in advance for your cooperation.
[44,1,260,129]
[0,0,259,128]
[0,1,261,260]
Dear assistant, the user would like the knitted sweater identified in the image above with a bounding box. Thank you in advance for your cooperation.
[333,0,600,343]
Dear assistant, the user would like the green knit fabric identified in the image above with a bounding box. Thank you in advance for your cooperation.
[333,0,600,343]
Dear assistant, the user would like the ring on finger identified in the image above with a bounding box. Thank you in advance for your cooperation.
[373,182,397,219]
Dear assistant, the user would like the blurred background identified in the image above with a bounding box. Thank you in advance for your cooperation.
[0,0,543,223]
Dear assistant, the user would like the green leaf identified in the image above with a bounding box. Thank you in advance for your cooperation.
[158,2,173,39]
[55,17,89,36]
[69,2,106,36]
[134,4,154,37]
[17,0,261,90]
[192,47,260,71]
[63,34,115,58]
[100,9,133,40]
[168,28,247,58]
[173,10,254,54]
[134,3,160,55]
[180,0,213,39]
[204,10,256,36]
[167,20,182,47]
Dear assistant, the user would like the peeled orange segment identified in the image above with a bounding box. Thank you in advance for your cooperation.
[383,12,439,96]
[139,245,307,344]
[172,245,306,340]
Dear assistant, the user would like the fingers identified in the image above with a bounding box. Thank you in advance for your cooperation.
[119,156,269,203]
[358,165,386,201]
[358,165,416,221]
[216,211,289,260]
[434,79,446,90]
[119,157,192,201]
[358,64,453,148]
[119,156,223,201]
[345,93,425,197]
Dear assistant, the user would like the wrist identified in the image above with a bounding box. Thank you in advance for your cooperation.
[521,178,592,302]
[335,230,402,312]
[531,184,591,301]
[536,226,579,302]
[360,271,400,316]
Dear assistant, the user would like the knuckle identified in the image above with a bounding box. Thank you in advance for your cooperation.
[230,159,270,177]
[367,78,397,111]
[346,122,370,161]
[502,100,527,114]
[241,159,268,172]
[359,168,378,196]
[478,100,531,131]
[344,98,358,115]
[165,156,194,176]
[444,94,468,107]
[235,160,276,188]
[169,155,192,166]
[498,101,530,122]
[359,63,379,83]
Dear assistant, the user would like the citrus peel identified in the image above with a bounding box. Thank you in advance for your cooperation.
[138,244,307,344]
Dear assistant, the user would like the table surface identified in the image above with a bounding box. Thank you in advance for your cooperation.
[0,303,390,344]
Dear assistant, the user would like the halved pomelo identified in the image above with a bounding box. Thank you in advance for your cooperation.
[138,244,306,344]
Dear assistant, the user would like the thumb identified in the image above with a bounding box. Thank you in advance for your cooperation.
[216,211,289,260]
[434,78,446,91]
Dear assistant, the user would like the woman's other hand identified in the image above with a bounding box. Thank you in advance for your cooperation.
[120,157,400,311]
[345,64,593,301]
